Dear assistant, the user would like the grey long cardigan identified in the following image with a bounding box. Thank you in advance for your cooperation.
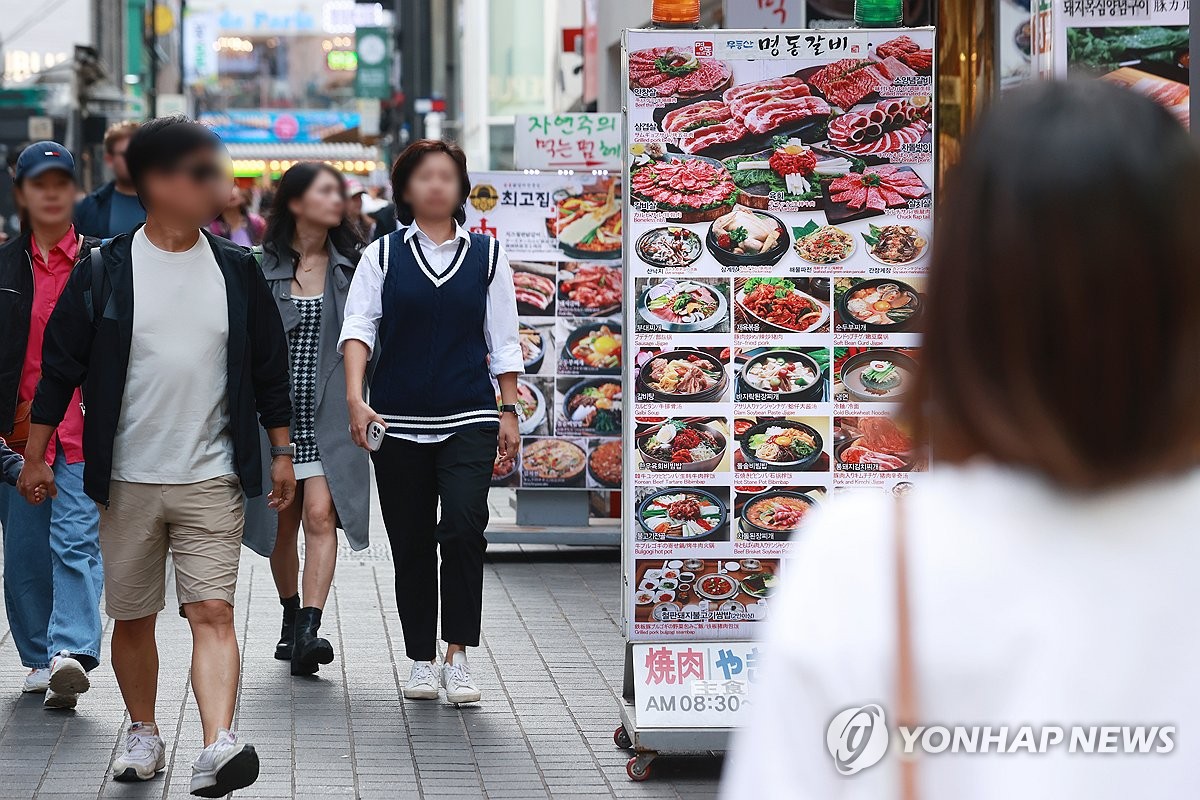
[243,242,371,555]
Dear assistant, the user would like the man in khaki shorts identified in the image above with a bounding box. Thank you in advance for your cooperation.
[18,117,295,798]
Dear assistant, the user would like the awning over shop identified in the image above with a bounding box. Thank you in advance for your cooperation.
[227,142,382,177]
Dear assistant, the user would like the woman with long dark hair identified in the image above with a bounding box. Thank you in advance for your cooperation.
[243,161,368,676]
[340,139,522,705]
[722,82,1200,798]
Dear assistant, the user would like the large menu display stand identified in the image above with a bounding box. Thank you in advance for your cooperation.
[615,25,937,779]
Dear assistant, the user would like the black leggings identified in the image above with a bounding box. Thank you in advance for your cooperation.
[371,426,496,661]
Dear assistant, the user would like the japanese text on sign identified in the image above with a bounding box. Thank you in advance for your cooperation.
[633,643,761,726]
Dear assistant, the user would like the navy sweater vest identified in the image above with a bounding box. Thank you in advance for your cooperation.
[371,230,500,435]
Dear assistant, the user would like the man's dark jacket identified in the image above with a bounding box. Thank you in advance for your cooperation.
[0,230,102,432]
[31,226,293,505]
[73,180,118,239]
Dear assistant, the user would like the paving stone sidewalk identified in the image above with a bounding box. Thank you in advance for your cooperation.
[0,527,724,798]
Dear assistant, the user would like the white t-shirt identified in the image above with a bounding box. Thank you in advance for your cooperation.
[111,228,235,483]
[722,462,1200,800]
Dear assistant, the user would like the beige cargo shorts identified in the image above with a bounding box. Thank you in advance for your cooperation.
[98,474,244,619]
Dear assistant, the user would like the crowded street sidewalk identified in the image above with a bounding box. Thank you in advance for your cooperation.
[0,496,721,799]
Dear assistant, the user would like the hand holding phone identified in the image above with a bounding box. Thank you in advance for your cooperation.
[348,398,387,451]
[366,421,386,452]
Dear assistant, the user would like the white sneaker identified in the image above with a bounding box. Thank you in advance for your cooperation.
[44,688,78,709]
[22,668,50,693]
[45,651,89,709]
[442,652,481,705]
[402,660,440,700]
[112,722,166,782]
[189,728,259,797]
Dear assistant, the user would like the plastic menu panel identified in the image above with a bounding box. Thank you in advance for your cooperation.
[623,27,935,641]
[464,171,623,490]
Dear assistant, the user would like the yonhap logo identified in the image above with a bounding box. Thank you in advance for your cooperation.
[827,704,890,775]
[824,704,1175,776]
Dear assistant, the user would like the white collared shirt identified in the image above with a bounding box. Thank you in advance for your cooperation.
[339,221,523,443]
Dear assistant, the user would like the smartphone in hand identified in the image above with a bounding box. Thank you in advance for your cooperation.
[366,421,387,452]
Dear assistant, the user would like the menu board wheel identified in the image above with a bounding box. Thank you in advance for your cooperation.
[626,753,656,782]
[614,725,633,750]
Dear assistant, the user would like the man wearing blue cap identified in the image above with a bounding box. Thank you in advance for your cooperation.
[0,142,105,711]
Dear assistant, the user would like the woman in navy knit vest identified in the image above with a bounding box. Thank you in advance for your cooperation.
[339,140,522,704]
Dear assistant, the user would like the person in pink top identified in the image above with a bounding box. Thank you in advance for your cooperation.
[0,142,103,709]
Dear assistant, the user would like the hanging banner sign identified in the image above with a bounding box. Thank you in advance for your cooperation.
[463,171,624,490]
[513,113,623,170]
[355,26,393,99]
[623,27,936,642]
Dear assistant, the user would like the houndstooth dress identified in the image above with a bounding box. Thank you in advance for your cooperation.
[289,294,323,476]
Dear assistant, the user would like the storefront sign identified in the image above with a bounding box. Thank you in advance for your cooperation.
[513,113,622,170]
[631,642,759,728]
[355,27,392,99]
[198,110,360,143]
[463,171,623,491]
[623,27,936,641]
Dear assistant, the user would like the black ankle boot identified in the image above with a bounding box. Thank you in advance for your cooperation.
[291,607,335,676]
[275,595,300,660]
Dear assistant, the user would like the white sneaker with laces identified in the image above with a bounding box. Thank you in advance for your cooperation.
[22,668,50,694]
[112,722,166,782]
[403,660,440,700]
[442,652,481,704]
[189,728,260,798]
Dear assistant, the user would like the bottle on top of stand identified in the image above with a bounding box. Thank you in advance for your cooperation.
[652,0,700,28]
[854,0,904,28]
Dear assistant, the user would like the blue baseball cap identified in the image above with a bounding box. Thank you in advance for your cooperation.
[15,141,76,183]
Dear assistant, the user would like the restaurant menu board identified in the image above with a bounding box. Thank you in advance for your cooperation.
[623,28,935,641]
[463,171,624,490]
[1036,1,1189,126]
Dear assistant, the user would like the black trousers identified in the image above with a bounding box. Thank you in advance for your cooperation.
[371,426,496,661]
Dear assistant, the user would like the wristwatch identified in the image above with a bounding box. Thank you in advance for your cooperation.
[499,404,519,415]
[270,443,296,458]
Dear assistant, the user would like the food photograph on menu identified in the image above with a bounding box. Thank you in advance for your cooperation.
[635,346,732,404]
[632,557,780,628]
[733,485,828,543]
[635,486,732,544]
[734,347,830,403]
